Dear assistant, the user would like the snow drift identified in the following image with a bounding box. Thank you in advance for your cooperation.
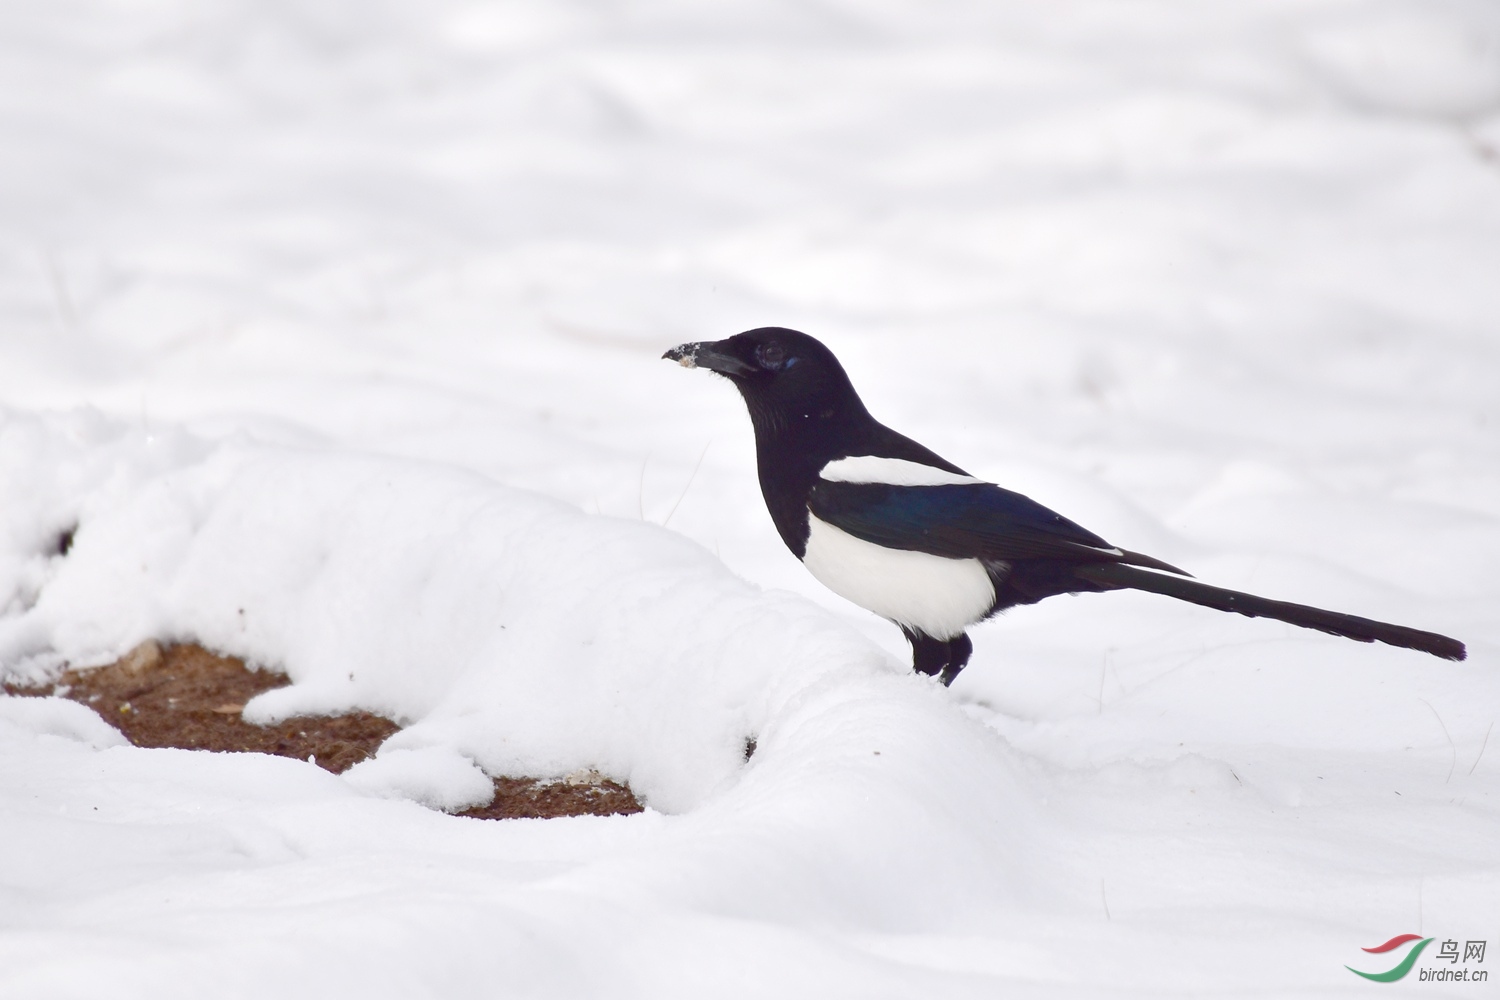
[0,411,905,813]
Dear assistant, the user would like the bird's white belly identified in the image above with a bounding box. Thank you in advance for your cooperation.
[801,514,995,639]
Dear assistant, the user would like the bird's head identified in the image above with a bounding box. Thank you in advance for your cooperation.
[663,327,865,435]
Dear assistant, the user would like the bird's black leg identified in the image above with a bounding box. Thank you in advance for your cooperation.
[901,629,973,685]
[903,628,950,679]
[939,632,973,687]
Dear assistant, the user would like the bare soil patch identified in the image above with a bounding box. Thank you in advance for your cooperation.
[462,775,644,821]
[5,641,642,820]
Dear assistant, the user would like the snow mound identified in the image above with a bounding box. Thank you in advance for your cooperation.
[342,746,497,813]
[1299,1,1500,119]
[0,695,130,750]
[0,413,894,813]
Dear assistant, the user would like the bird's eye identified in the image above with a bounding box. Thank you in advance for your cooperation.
[756,343,787,369]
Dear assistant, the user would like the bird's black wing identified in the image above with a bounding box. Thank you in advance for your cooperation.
[807,480,1183,572]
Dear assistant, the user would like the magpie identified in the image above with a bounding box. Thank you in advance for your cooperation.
[664,327,1467,684]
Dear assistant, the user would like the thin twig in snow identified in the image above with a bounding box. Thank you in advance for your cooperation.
[662,441,710,528]
[637,456,648,521]
[42,250,78,335]
[1469,720,1494,776]
[1419,698,1456,784]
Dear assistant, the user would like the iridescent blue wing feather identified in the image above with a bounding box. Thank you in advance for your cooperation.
[808,481,1117,562]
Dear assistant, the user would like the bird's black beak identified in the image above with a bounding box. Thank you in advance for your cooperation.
[663,340,755,377]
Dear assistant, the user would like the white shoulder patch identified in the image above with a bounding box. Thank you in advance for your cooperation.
[819,455,981,487]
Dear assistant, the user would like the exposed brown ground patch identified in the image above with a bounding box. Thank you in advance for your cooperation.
[5,641,642,820]
[11,642,400,772]
[460,774,644,821]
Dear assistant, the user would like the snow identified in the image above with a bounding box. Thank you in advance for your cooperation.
[2,0,1498,995]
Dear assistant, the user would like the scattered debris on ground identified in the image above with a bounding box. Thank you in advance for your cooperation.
[4,641,643,820]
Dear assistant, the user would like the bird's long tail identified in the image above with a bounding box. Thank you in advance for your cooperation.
[1075,563,1466,661]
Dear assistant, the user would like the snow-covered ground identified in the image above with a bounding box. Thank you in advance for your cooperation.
[3,0,1499,995]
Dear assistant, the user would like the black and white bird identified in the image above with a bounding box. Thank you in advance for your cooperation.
[664,327,1466,684]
